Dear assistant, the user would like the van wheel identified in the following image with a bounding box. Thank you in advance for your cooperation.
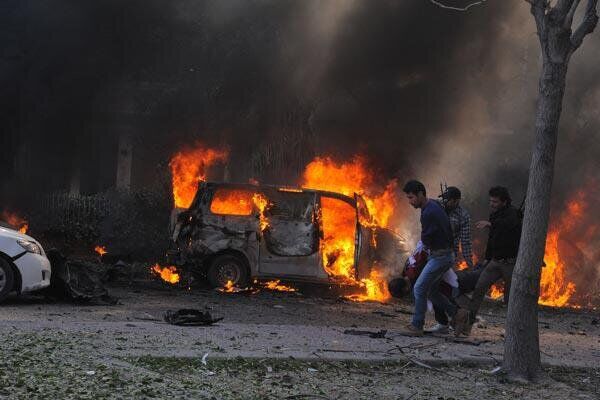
[0,258,15,303]
[207,254,249,288]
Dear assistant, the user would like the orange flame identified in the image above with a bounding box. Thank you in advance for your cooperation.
[151,264,180,284]
[94,245,108,256]
[301,156,398,301]
[263,280,296,292]
[207,189,271,232]
[301,156,397,228]
[224,280,235,291]
[252,193,270,231]
[484,196,584,307]
[170,144,229,208]
[218,280,239,293]
[320,196,357,280]
[539,229,576,307]
[456,261,469,271]
[346,270,392,302]
[210,189,255,215]
[489,283,504,300]
[2,211,28,234]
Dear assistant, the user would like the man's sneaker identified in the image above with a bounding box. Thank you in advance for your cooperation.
[398,323,424,337]
[452,309,469,337]
[424,323,449,334]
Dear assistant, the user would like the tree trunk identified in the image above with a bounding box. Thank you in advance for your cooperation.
[503,61,568,382]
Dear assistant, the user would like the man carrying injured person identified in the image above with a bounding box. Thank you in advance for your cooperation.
[388,241,482,334]
[454,186,522,336]
[398,180,466,337]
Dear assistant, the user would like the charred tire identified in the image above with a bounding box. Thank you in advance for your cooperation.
[0,258,15,303]
[207,254,250,288]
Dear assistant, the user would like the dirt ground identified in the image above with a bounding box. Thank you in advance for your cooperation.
[0,281,598,399]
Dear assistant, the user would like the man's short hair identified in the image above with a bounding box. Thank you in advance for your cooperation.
[403,180,426,196]
[489,186,511,205]
[443,186,461,200]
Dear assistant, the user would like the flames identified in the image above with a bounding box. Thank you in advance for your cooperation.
[151,264,180,284]
[345,270,391,302]
[2,211,28,234]
[94,245,107,256]
[301,156,398,302]
[169,144,229,208]
[210,189,255,215]
[263,280,296,292]
[252,193,270,231]
[537,195,587,307]
[217,279,295,293]
[319,196,357,280]
[166,143,596,308]
[301,156,397,227]
[484,193,590,308]
[220,280,237,293]
[207,189,271,231]
[538,231,576,306]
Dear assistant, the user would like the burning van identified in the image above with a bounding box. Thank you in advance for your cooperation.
[168,182,407,289]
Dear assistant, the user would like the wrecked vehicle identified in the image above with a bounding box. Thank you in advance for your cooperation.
[0,224,51,302]
[169,182,407,288]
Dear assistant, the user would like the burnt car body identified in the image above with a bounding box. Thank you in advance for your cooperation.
[168,182,407,288]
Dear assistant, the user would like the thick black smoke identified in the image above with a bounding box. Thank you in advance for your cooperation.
[0,0,516,192]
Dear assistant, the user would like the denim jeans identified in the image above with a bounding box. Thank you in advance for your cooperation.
[411,252,456,329]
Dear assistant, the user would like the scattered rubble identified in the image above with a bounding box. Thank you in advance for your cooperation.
[163,309,223,326]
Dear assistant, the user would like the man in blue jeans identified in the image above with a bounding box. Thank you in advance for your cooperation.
[399,180,466,337]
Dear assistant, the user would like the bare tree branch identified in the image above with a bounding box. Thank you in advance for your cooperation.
[555,0,577,19]
[570,0,599,50]
[429,0,487,12]
[564,0,582,28]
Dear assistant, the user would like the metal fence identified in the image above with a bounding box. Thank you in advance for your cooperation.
[34,192,110,230]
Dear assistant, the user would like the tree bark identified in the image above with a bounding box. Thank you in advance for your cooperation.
[503,61,567,382]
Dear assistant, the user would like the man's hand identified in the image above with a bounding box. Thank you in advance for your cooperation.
[476,220,491,229]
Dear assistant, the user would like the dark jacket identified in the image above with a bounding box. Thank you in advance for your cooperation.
[420,200,453,251]
[484,205,522,260]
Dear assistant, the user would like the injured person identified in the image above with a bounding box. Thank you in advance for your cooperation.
[388,241,482,335]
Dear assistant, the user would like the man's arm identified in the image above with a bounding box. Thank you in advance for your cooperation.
[420,208,437,248]
[460,211,473,267]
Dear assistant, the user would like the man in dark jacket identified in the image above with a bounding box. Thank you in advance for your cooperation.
[398,180,464,337]
[455,186,522,336]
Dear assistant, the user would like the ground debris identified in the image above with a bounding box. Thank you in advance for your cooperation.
[343,329,387,338]
[163,309,223,326]
[45,249,118,304]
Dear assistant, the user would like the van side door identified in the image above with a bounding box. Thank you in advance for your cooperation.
[257,189,324,279]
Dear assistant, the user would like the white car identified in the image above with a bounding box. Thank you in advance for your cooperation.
[0,225,51,303]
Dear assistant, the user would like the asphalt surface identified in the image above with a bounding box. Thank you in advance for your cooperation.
[1,281,598,368]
